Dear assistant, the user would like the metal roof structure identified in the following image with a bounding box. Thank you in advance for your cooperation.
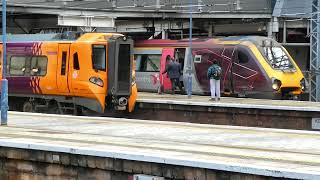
[3,0,273,19]
[273,0,312,18]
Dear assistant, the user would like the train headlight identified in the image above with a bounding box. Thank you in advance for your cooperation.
[272,78,282,91]
[118,97,128,106]
[300,78,306,91]
[89,77,104,87]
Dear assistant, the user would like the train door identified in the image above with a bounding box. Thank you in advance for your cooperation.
[175,48,186,89]
[57,44,70,93]
[68,45,85,97]
[160,48,175,91]
[135,53,161,92]
[232,46,258,96]
[221,47,236,94]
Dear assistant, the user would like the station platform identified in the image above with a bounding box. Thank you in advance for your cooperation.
[137,92,320,112]
[131,92,320,131]
[0,111,320,179]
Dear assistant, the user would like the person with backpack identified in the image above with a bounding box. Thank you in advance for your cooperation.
[207,60,222,101]
[162,55,183,94]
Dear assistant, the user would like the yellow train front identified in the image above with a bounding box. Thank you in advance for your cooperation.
[0,32,137,114]
[216,36,306,99]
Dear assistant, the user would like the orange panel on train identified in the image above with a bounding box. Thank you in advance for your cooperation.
[0,33,137,114]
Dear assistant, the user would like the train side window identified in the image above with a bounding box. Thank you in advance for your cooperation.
[194,55,202,63]
[9,56,26,76]
[73,52,80,70]
[61,51,67,75]
[134,55,142,71]
[31,56,48,76]
[237,49,249,64]
[137,54,161,72]
[92,45,106,71]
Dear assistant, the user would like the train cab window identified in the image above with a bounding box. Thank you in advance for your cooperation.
[73,52,80,70]
[9,56,26,76]
[237,50,249,64]
[61,51,67,75]
[92,45,106,71]
[30,56,48,76]
[136,54,161,72]
[232,47,250,64]
[263,46,294,69]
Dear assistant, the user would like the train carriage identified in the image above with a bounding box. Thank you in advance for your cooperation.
[0,32,137,114]
[134,36,306,99]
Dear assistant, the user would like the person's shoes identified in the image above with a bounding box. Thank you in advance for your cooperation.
[209,98,214,101]
[217,98,221,101]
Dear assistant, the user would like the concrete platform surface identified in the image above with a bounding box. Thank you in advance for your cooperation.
[1,112,320,179]
[137,92,320,112]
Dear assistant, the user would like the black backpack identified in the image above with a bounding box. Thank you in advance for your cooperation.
[211,65,222,80]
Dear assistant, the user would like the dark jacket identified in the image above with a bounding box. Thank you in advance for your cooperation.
[163,61,181,79]
[207,64,222,80]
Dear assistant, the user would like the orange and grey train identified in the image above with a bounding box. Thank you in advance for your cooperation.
[0,33,137,114]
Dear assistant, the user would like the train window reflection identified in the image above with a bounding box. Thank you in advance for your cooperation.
[136,54,161,72]
[61,52,67,75]
[238,50,249,64]
[9,56,48,76]
[92,45,106,71]
[263,47,294,69]
[31,56,48,76]
[73,52,80,70]
[9,56,26,76]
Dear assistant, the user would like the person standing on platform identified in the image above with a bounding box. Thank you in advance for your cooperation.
[173,58,183,93]
[207,60,222,101]
[162,55,182,94]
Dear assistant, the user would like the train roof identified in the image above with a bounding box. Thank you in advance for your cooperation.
[0,33,77,42]
[218,36,264,41]
[218,36,281,46]
[135,36,281,48]
[0,32,125,43]
[135,38,213,47]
